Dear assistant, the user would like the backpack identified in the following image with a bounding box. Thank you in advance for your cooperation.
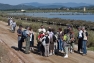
[22,30,27,39]
[45,36,49,44]
[63,34,67,41]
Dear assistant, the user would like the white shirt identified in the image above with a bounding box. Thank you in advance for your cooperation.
[78,30,83,38]
[30,31,34,41]
[48,31,53,39]
[10,20,13,26]
[38,28,46,33]
[26,30,30,35]
[12,22,16,27]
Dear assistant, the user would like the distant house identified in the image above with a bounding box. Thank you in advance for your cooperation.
[21,9,26,12]
[83,7,86,12]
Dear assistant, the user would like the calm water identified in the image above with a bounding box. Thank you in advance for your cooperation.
[10,12,94,22]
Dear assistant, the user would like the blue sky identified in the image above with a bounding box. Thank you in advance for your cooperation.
[0,0,94,5]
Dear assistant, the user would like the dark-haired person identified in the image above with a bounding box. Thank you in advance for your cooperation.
[70,31,75,53]
[17,25,23,51]
[38,25,46,34]
[48,28,54,55]
[58,28,64,53]
[82,26,88,56]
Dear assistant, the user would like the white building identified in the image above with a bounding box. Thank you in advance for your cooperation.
[84,7,86,12]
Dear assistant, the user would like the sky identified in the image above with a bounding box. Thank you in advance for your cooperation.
[0,0,94,5]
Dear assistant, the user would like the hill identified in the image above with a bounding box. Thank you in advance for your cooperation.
[0,3,35,10]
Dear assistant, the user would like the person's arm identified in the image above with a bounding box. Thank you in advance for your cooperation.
[86,32,88,40]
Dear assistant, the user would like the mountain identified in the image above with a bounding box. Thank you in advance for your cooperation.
[23,2,93,8]
[0,3,35,10]
[0,2,94,10]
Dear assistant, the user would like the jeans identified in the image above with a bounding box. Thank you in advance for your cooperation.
[82,40,87,54]
[58,39,63,51]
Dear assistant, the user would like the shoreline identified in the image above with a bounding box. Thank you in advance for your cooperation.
[5,14,94,30]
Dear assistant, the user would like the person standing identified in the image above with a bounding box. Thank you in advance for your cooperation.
[8,17,10,26]
[63,32,70,58]
[37,31,45,55]
[58,28,64,53]
[82,26,88,56]
[70,31,75,53]
[77,26,83,53]
[10,18,13,31]
[17,25,23,51]
[42,32,50,57]
[25,26,31,54]
[48,29,54,55]
[38,25,46,34]
[12,21,16,32]
[29,27,34,52]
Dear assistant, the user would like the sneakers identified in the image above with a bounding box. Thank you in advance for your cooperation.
[82,54,87,56]
[61,50,64,53]
[49,53,52,56]
[64,54,68,58]
[53,52,55,55]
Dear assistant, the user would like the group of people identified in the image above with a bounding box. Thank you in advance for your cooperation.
[8,17,16,32]
[17,25,34,54]
[16,23,88,58]
[37,25,76,58]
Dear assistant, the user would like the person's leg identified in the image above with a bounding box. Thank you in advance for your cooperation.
[81,38,83,52]
[64,46,68,58]
[38,42,41,52]
[49,44,52,55]
[60,39,62,51]
[58,39,61,51]
[18,37,21,50]
[82,40,87,55]
[44,44,47,56]
[14,27,16,32]
[78,39,80,52]
[25,37,30,54]
[47,44,49,56]
[69,43,72,53]
[72,42,75,52]
[60,39,64,52]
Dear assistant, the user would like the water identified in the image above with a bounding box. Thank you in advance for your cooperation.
[9,12,94,22]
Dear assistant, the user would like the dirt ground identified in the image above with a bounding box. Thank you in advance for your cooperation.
[0,21,94,63]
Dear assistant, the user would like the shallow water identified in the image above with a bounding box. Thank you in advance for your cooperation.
[9,12,94,22]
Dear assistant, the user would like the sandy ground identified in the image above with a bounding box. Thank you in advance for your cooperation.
[0,21,94,63]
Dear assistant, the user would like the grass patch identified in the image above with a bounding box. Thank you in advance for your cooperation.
[88,47,94,51]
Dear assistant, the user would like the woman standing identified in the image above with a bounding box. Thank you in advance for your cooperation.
[29,27,34,52]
